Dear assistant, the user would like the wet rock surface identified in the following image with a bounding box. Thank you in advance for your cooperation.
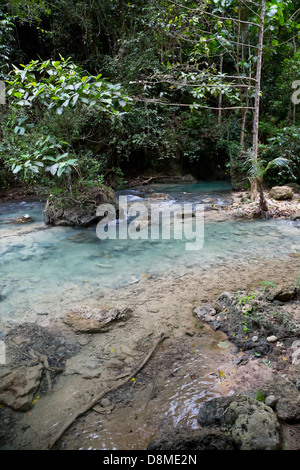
[0,323,80,412]
[0,364,43,411]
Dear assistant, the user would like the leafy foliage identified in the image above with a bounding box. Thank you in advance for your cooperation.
[1,56,130,187]
[0,0,300,193]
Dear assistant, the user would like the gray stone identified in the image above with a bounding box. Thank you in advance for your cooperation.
[267,335,278,343]
[261,376,300,422]
[63,306,132,333]
[35,310,49,316]
[197,395,281,450]
[0,364,43,411]
[194,303,217,320]
[265,395,278,408]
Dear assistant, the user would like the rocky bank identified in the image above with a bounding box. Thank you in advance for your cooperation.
[148,283,300,450]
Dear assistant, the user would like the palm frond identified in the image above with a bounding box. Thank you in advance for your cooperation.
[263,157,290,177]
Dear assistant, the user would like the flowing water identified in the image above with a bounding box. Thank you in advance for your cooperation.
[0,182,299,322]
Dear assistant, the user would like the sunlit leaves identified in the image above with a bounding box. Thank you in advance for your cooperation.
[7,56,131,117]
[9,135,78,180]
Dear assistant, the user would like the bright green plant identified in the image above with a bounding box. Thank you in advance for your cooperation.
[238,293,256,306]
[246,153,291,213]
[6,56,130,116]
[9,135,77,179]
[3,56,130,187]
[259,280,277,290]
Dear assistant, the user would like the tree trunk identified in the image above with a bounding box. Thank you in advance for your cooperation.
[240,92,249,149]
[258,181,268,214]
[218,54,223,126]
[251,0,266,200]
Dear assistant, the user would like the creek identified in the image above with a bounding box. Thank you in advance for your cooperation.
[0,181,299,450]
[0,181,299,323]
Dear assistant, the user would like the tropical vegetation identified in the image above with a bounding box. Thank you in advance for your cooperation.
[0,0,299,196]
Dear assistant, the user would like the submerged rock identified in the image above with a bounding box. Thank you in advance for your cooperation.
[11,215,34,224]
[148,193,171,200]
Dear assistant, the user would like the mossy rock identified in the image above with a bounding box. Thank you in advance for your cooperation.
[44,185,120,227]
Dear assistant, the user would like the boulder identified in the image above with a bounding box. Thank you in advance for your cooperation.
[44,185,120,227]
[260,376,300,422]
[291,212,300,221]
[63,306,132,333]
[182,174,197,182]
[0,364,43,411]
[266,284,298,302]
[269,186,294,200]
[194,303,217,321]
[197,395,281,450]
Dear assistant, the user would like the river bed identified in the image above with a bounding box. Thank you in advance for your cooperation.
[0,182,299,450]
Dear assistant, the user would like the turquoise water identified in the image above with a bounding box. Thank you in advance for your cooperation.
[0,183,299,320]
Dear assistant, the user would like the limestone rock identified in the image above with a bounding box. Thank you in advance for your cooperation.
[63,306,132,333]
[266,284,298,302]
[261,376,300,422]
[269,186,294,201]
[267,335,278,343]
[44,185,120,227]
[0,364,43,411]
[182,174,197,182]
[194,303,217,319]
[197,395,281,450]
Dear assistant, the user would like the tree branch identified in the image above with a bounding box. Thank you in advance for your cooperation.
[132,96,254,110]
[166,0,260,27]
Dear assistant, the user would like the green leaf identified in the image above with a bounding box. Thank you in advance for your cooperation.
[47,163,58,175]
[57,165,66,177]
[255,389,265,403]
[12,164,23,174]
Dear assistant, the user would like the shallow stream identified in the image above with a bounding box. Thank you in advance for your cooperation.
[0,181,299,450]
[0,182,299,322]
